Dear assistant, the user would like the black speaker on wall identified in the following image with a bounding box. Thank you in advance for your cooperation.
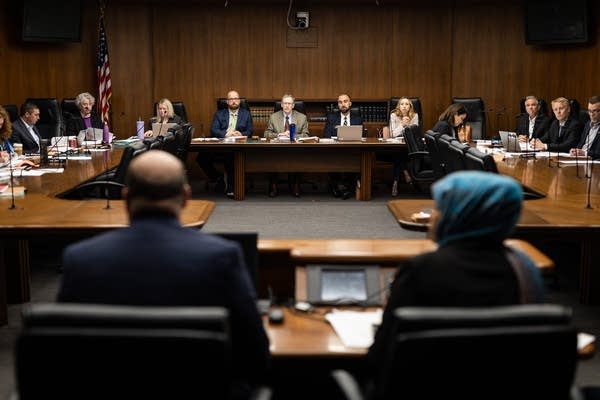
[22,0,83,43]
[524,0,590,45]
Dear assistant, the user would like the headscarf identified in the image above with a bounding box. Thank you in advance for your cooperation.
[431,171,522,248]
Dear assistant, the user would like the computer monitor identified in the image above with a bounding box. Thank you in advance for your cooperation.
[306,264,381,306]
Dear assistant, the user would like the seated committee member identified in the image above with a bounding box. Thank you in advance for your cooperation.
[431,103,468,139]
[264,93,309,197]
[65,92,104,137]
[57,150,270,396]
[0,105,14,166]
[530,97,582,153]
[196,90,253,199]
[516,95,550,143]
[378,97,419,196]
[323,93,362,199]
[367,171,544,389]
[144,98,184,137]
[10,102,41,154]
[570,95,600,160]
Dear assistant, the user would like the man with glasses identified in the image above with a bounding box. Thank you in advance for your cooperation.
[10,102,41,154]
[570,95,600,160]
[197,90,253,199]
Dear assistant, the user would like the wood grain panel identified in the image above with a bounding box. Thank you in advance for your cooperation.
[1,0,599,141]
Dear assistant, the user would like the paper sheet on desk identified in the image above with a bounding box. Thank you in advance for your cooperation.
[325,309,382,348]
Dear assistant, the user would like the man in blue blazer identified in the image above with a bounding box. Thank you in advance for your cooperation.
[197,90,253,198]
[10,102,42,154]
[531,97,582,153]
[57,150,270,395]
[323,94,363,199]
[570,95,600,160]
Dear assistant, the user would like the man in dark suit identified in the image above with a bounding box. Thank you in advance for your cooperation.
[64,92,104,137]
[531,97,583,153]
[10,102,41,154]
[57,150,270,395]
[570,96,600,160]
[197,90,253,199]
[516,95,550,142]
[323,94,363,199]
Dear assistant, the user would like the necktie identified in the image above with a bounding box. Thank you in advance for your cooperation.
[558,125,564,138]
[343,116,348,126]
[285,115,290,131]
[228,113,237,131]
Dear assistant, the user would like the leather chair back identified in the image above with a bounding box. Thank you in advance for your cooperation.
[25,98,64,139]
[16,303,230,399]
[452,97,486,140]
[370,304,576,399]
[464,147,498,173]
[424,130,446,179]
[152,101,188,123]
[60,98,79,121]
[2,104,19,122]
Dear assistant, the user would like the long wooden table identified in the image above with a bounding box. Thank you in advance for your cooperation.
[388,154,600,304]
[0,149,215,325]
[258,238,554,357]
[190,137,405,200]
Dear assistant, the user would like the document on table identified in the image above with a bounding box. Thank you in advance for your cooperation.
[325,309,383,348]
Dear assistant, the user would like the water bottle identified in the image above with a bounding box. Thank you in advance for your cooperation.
[289,123,296,142]
[102,122,110,144]
[136,119,145,140]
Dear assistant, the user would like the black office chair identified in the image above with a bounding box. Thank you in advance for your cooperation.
[274,99,306,114]
[217,98,250,111]
[452,97,486,140]
[403,125,434,191]
[464,147,499,173]
[59,141,147,199]
[333,304,578,400]
[424,130,446,180]
[2,104,19,123]
[444,136,469,173]
[152,100,188,123]
[60,98,79,121]
[15,303,232,400]
[25,97,64,139]
[389,97,423,129]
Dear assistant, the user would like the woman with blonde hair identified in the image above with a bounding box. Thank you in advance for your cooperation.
[144,98,184,137]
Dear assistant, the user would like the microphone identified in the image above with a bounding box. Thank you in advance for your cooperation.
[6,143,16,210]
[103,148,111,210]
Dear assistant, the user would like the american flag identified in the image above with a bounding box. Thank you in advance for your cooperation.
[97,13,112,124]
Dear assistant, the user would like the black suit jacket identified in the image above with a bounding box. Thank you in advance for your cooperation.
[58,215,271,386]
[431,120,455,138]
[65,112,104,136]
[323,111,363,138]
[10,118,41,153]
[515,113,550,139]
[538,117,583,153]
[577,121,600,160]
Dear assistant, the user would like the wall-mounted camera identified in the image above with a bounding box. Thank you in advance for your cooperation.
[296,11,309,29]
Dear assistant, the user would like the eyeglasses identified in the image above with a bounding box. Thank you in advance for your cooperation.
[227,97,240,101]
[588,109,600,114]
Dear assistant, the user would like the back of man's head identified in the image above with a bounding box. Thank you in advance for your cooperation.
[124,150,190,218]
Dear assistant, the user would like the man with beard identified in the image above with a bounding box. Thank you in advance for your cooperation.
[324,93,363,199]
[197,90,253,198]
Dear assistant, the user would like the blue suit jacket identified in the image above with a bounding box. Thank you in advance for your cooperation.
[323,111,363,138]
[10,118,42,153]
[58,215,270,384]
[577,121,600,160]
[210,107,253,138]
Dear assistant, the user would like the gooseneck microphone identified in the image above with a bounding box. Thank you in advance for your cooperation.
[6,143,16,210]
[103,148,111,210]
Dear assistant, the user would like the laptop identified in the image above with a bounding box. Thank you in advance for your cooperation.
[336,125,363,141]
[151,122,178,138]
[499,130,534,153]
[77,128,104,146]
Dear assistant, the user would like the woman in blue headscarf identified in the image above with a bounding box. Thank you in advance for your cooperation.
[367,171,545,376]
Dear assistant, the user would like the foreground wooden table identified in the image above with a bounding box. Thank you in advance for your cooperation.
[0,150,215,325]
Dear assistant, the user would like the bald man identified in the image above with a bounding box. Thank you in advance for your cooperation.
[57,150,270,393]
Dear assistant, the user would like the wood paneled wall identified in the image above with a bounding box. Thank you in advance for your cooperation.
[0,0,598,138]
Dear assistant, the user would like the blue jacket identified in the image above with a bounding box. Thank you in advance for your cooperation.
[210,107,253,138]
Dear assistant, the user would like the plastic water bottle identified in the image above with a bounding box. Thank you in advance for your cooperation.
[102,122,110,144]
[136,119,145,140]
